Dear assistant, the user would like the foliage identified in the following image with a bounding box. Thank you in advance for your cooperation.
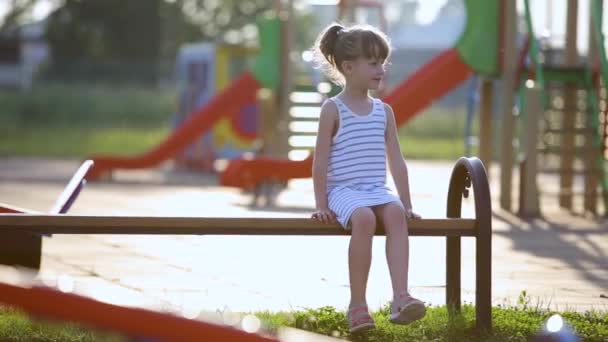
[257,304,608,342]
[41,0,275,83]
[2,304,606,342]
[0,0,37,33]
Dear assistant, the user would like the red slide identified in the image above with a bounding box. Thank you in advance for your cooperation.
[220,48,473,189]
[0,282,277,342]
[86,72,261,180]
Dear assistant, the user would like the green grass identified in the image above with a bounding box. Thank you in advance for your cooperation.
[258,305,608,341]
[0,83,479,160]
[0,307,126,342]
[0,125,467,160]
[400,136,477,160]
[0,81,175,158]
[0,82,175,127]
[0,125,169,158]
[1,304,606,342]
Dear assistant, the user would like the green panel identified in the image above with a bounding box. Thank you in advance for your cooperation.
[590,0,608,210]
[529,67,587,85]
[455,0,500,76]
[583,67,608,212]
[251,16,281,89]
[522,0,545,89]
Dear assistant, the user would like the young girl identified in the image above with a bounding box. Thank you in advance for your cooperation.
[310,23,426,333]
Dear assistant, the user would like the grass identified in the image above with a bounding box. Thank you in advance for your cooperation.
[0,307,125,342]
[0,125,466,160]
[0,125,169,158]
[0,82,174,159]
[0,82,480,160]
[1,304,606,342]
[0,82,175,127]
[400,136,477,160]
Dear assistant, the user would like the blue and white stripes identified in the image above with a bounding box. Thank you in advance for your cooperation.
[327,97,387,190]
[325,96,402,229]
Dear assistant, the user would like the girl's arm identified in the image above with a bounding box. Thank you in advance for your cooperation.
[384,104,419,216]
[312,100,338,223]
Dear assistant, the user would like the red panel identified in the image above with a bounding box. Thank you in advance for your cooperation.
[384,48,473,127]
[0,282,277,342]
[86,72,260,180]
[220,49,473,189]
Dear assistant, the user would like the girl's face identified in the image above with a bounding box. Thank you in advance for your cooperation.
[343,57,386,90]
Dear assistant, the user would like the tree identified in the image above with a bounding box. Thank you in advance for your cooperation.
[0,0,37,34]
[177,0,272,41]
[44,0,163,83]
[44,0,276,83]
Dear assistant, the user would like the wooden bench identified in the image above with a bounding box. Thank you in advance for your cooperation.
[0,157,492,330]
[0,160,94,269]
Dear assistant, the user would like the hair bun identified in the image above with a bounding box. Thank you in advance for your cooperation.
[318,23,344,64]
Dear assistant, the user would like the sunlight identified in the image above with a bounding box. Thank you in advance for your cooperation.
[546,314,564,333]
[289,121,318,133]
[288,149,311,161]
[289,106,321,119]
[241,314,262,333]
[415,0,448,25]
[57,274,74,293]
[289,135,316,148]
[289,92,324,104]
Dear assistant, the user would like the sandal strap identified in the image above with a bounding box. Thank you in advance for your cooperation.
[393,293,422,313]
[396,292,412,299]
[348,306,369,316]
[348,305,373,323]
[351,315,373,326]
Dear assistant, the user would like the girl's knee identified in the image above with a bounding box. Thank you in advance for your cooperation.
[350,207,376,235]
[382,202,406,219]
[387,201,405,211]
[382,203,408,235]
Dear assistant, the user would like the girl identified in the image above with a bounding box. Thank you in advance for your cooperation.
[310,23,426,333]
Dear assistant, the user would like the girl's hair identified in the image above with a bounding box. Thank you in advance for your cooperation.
[312,23,391,85]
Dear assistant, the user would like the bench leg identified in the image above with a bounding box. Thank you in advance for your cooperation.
[0,232,42,271]
[446,236,461,316]
[447,157,493,330]
[476,229,492,331]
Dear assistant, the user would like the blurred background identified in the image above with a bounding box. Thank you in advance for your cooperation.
[0,0,603,162]
[0,0,479,162]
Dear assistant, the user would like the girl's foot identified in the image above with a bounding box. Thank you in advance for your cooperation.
[388,292,426,325]
[347,305,376,333]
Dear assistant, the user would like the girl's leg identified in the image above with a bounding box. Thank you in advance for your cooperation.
[348,207,376,307]
[373,202,409,296]
[374,202,426,324]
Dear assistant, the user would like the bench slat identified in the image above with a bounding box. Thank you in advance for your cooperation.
[0,215,476,236]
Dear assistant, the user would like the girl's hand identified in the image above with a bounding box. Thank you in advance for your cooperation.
[311,208,337,224]
[405,209,421,219]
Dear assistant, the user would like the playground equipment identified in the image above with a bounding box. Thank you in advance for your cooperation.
[223,0,608,218]
[84,0,496,183]
[0,160,94,270]
[219,0,499,189]
[0,281,279,341]
[173,43,258,172]
[513,0,608,216]
[82,0,608,217]
[84,15,282,180]
[0,156,493,331]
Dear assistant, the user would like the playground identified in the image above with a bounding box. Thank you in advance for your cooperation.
[0,157,606,340]
[1,0,608,340]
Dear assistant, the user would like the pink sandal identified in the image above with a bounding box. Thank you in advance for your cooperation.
[347,305,376,333]
[389,292,426,325]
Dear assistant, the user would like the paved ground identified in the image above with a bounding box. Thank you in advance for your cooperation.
[0,157,607,322]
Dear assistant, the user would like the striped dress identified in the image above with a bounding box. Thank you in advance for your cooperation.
[326,96,402,229]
